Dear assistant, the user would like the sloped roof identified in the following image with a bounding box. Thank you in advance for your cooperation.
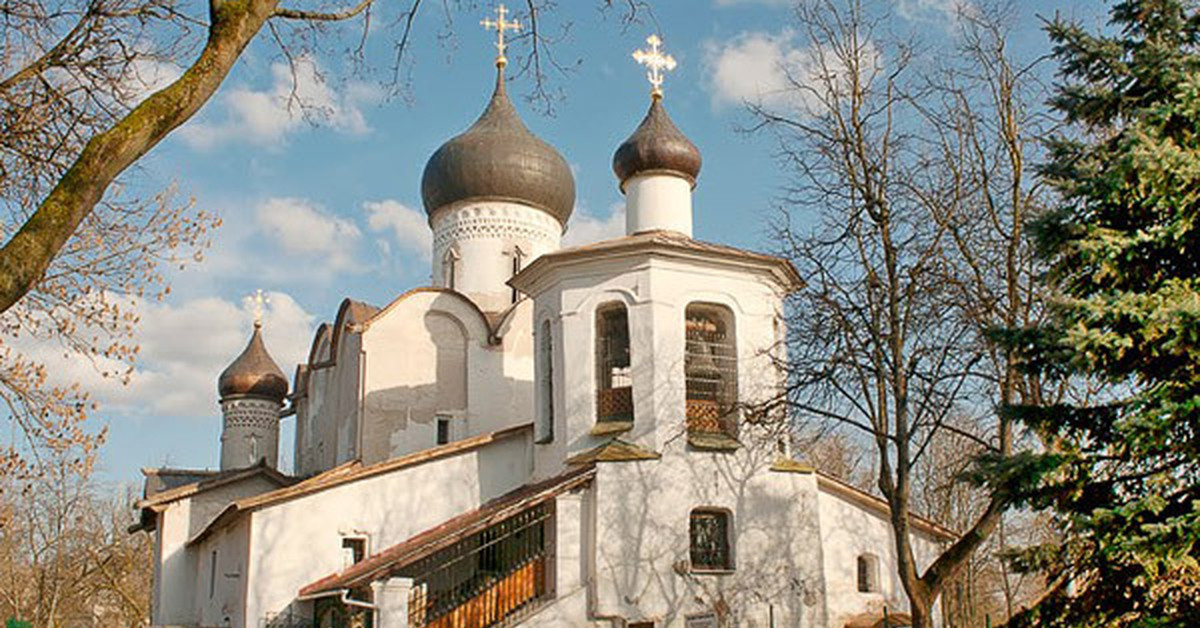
[510,230,804,293]
[187,424,533,546]
[135,461,293,512]
[565,439,661,464]
[815,473,957,542]
[300,464,596,596]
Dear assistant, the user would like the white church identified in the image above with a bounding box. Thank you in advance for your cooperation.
[132,20,953,628]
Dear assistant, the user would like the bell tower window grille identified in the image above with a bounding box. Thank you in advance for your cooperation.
[595,303,633,423]
[684,303,737,437]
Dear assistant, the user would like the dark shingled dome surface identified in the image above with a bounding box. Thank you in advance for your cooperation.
[218,326,289,402]
[613,96,702,189]
[421,72,575,224]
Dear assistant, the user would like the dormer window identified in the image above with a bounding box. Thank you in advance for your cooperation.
[596,302,633,424]
[685,303,737,440]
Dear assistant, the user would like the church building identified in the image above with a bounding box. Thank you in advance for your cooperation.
[132,18,953,628]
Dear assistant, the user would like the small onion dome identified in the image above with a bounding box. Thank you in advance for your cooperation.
[421,70,575,224]
[218,323,288,402]
[613,95,702,191]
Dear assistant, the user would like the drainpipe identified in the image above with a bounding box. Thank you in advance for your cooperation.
[296,589,378,611]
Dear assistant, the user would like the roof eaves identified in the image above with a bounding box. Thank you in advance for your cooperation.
[816,473,957,541]
[187,424,534,546]
[299,464,596,596]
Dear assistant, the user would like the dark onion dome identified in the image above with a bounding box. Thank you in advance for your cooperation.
[613,94,702,191]
[218,323,288,402]
[421,70,575,224]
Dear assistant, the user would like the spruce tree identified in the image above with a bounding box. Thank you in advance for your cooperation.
[1008,1,1200,624]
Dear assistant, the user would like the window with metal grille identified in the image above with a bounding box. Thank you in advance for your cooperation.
[595,302,633,423]
[684,303,737,437]
[689,508,732,571]
[402,502,553,628]
[857,553,880,593]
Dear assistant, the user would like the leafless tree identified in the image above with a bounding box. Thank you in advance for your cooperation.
[752,1,1057,625]
[0,0,651,484]
[0,443,153,627]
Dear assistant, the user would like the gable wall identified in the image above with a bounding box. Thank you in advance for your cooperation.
[358,292,534,465]
[817,483,946,627]
[243,432,532,626]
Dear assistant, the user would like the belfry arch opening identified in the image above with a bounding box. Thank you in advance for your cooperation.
[684,302,737,438]
[595,302,633,424]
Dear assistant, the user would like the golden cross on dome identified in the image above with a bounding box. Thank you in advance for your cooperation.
[633,34,677,98]
[249,289,269,328]
[481,4,521,67]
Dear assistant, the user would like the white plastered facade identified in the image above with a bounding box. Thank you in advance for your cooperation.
[138,88,952,628]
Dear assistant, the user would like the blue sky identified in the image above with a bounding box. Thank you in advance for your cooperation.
[50,0,1102,489]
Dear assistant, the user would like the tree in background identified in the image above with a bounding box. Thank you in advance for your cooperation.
[1005,1,1200,624]
[0,443,153,626]
[755,1,1057,624]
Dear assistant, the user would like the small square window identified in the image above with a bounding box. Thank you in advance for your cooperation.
[857,553,881,593]
[689,509,732,571]
[343,537,366,565]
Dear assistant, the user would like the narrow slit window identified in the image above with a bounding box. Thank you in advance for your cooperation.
[685,303,738,437]
[595,303,633,423]
[443,248,460,290]
[537,320,554,443]
[209,550,217,598]
[510,246,525,303]
[436,417,450,445]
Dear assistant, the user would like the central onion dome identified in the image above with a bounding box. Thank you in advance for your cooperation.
[218,322,289,402]
[613,94,702,190]
[421,71,575,224]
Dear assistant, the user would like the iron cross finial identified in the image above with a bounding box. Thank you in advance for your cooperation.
[633,34,677,98]
[481,4,521,68]
[249,289,269,329]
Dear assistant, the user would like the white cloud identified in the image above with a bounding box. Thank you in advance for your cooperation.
[255,197,363,272]
[563,203,626,247]
[118,57,183,105]
[706,31,811,110]
[24,292,315,418]
[897,0,972,24]
[365,200,432,260]
[705,30,881,113]
[180,56,376,149]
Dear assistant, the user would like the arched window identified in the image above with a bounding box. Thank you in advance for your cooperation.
[537,320,554,443]
[684,303,737,438]
[595,302,633,424]
[442,247,460,290]
[689,508,733,571]
[857,553,881,593]
[510,246,526,304]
